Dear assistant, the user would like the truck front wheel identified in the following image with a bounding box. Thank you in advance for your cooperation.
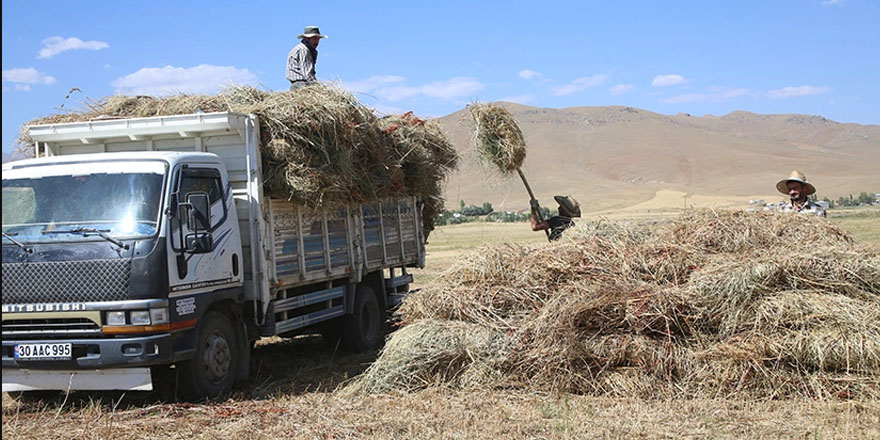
[178,311,239,401]
[343,285,383,352]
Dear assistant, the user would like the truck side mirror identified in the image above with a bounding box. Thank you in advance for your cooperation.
[186,192,211,231]
[185,232,213,254]
[183,193,212,254]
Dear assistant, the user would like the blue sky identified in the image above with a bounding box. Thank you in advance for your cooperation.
[3,0,879,157]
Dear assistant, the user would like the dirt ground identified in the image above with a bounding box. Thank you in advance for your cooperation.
[3,208,879,439]
[4,334,879,439]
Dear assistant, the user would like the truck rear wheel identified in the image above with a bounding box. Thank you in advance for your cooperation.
[343,285,383,352]
[178,311,239,401]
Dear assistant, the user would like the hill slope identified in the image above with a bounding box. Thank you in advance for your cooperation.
[435,103,879,214]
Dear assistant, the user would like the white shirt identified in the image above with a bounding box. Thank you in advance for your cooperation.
[779,199,826,217]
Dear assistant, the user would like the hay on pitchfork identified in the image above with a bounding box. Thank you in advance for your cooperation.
[348,210,880,399]
[469,103,527,174]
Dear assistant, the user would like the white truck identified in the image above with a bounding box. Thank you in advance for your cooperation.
[2,112,424,400]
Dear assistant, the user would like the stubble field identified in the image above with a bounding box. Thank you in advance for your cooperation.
[3,208,879,439]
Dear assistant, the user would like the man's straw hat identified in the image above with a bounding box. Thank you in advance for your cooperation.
[554,195,581,218]
[298,26,328,39]
[776,170,816,196]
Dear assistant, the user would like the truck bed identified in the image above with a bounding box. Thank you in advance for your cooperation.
[27,112,426,333]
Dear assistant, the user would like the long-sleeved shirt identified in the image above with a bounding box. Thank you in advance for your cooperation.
[286,40,317,84]
[780,199,827,217]
[546,216,574,241]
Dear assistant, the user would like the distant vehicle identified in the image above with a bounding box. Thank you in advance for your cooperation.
[2,112,425,400]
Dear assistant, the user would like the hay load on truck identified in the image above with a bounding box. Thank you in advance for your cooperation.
[1,87,458,400]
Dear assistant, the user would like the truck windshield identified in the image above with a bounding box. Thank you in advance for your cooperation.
[2,161,166,243]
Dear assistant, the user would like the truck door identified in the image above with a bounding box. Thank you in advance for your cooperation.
[167,165,242,296]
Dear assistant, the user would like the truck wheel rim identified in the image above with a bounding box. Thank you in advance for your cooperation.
[203,330,231,383]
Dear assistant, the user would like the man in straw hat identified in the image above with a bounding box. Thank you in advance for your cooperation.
[531,195,581,241]
[287,26,327,90]
[776,170,826,217]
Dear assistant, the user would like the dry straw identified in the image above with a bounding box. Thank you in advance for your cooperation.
[468,103,527,174]
[17,85,458,232]
[349,210,880,399]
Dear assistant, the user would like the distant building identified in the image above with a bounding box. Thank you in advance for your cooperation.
[749,199,765,205]
[816,200,830,211]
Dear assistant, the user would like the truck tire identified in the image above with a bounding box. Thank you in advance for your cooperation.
[343,285,383,352]
[178,311,239,401]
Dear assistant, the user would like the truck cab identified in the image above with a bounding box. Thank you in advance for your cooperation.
[2,151,248,397]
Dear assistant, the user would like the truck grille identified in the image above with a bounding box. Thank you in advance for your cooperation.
[2,318,102,339]
[2,259,131,304]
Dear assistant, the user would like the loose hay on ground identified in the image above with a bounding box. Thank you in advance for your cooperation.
[342,320,515,394]
[350,210,880,399]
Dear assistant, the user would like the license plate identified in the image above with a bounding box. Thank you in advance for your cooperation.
[13,343,72,360]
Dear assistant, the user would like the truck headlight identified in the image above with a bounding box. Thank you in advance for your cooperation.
[130,310,151,325]
[150,308,169,325]
[107,311,126,326]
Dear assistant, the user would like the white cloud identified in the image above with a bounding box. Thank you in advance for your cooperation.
[498,94,535,104]
[372,85,421,101]
[660,87,751,103]
[3,84,33,92]
[767,85,832,99]
[2,67,57,92]
[552,74,608,96]
[420,77,484,99]
[346,76,484,102]
[609,84,635,95]
[716,88,750,99]
[821,0,845,6]
[652,74,687,87]
[343,75,406,93]
[518,69,541,80]
[111,64,258,95]
[38,36,109,59]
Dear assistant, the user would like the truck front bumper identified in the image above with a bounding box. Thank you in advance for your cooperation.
[2,334,186,392]
[2,333,177,371]
[3,368,154,392]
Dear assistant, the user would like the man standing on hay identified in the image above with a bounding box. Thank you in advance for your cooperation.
[776,170,826,217]
[531,195,581,241]
[287,26,326,90]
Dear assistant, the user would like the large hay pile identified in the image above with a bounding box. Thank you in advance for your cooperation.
[18,85,458,231]
[348,210,880,399]
[469,103,526,174]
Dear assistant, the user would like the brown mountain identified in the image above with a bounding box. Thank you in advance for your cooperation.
[435,103,879,214]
